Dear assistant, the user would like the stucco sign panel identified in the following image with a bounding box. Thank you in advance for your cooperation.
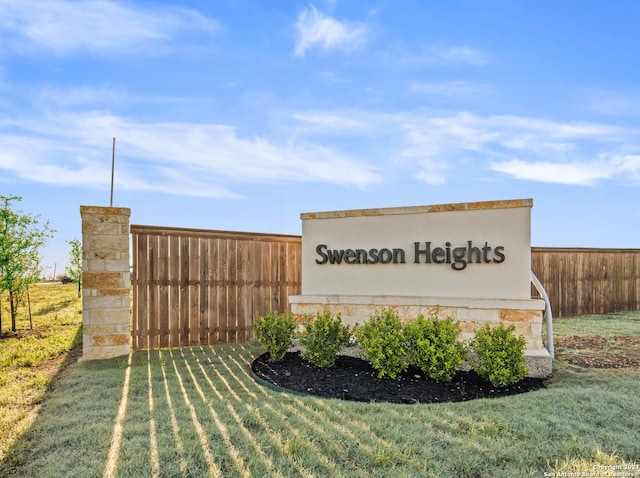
[300,199,533,300]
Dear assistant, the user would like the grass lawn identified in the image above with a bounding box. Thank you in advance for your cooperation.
[0,283,82,464]
[553,310,640,338]
[1,295,639,476]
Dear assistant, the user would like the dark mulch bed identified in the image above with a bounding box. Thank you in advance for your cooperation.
[251,351,546,404]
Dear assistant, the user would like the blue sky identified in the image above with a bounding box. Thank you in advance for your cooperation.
[1,0,639,276]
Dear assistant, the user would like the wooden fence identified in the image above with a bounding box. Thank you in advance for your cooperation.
[131,225,639,348]
[131,225,301,350]
[531,247,640,317]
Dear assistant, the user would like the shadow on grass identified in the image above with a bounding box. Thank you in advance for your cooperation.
[33,298,78,317]
[2,342,639,478]
[48,325,83,375]
[0,325,85,474]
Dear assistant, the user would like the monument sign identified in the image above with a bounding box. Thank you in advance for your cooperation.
[289,198,552,377]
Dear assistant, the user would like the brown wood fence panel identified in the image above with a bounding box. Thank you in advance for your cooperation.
[532,247,640,317]
[131,225,302,350]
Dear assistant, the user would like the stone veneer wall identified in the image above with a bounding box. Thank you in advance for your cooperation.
[80,206,131,360]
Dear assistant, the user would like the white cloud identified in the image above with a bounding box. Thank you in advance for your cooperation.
[409,81,490,98]
[0,112,382,196]
[583,89,640,116]
[489,160,612,186]
[38,85,130,107]
[1,103,638,196]
[0,0,219,55]
[434,46,490,65]
[0,135,118,189]
[33,85,206,109]
[319,71,351,84]
[292,112,371,133]
[289,109,640,187]
[414,160,447,185]
[399,44,491,66]
[294,5,368,57]
[608,150,640,181]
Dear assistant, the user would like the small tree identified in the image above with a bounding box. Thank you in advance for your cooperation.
[66,238,82,298]
[0,196,55,332]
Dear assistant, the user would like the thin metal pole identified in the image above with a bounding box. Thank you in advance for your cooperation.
[110,137,116,207]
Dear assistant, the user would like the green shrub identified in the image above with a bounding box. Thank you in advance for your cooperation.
[298,310,351,368]
[354,309,408,379]
[254,312,297,362]
[470,323,528,387]
[405,314,466,382]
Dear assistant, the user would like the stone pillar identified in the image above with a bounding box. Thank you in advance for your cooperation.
[80,206,131,360]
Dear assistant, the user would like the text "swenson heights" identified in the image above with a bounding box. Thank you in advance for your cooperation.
[315,241,506,271]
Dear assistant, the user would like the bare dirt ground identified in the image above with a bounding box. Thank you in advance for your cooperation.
[554,336,640,368]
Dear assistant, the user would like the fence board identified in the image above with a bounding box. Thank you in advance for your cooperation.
[131,232,140,349]
[179,236,190,347]
[168,235,180,347]
[158,235,169,348]
[135,233,148,349]
[217,238,229,344]
[148,234,158,349]
[199,238,210,345]
[227,239,238,343]
[188,237,200,346]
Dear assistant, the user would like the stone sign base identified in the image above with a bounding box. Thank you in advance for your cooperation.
[289,294,552,378]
